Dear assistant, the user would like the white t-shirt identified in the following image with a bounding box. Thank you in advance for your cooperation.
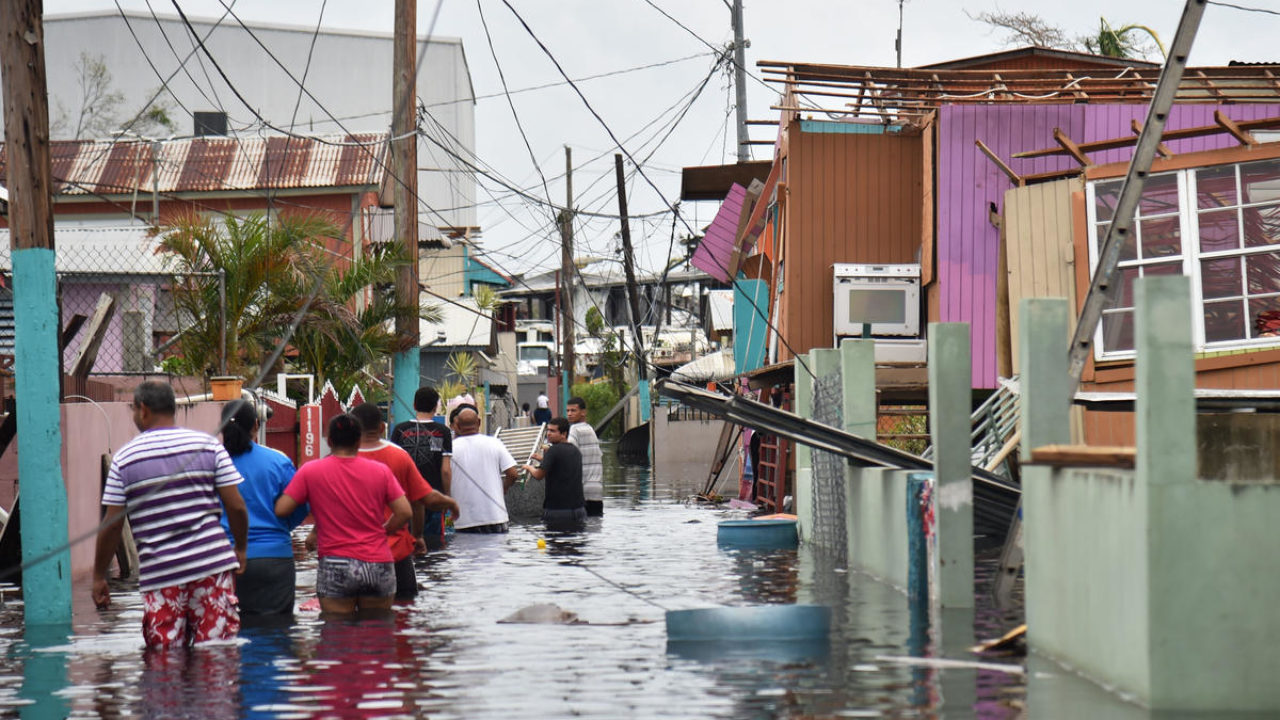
[536,393,549,409]
[449,433,517,529]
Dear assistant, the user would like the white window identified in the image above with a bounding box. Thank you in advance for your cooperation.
[1086,158,1280,360]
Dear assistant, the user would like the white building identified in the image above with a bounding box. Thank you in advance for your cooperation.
[11,10,477,232]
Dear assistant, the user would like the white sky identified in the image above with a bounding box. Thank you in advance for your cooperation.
[40,0,1280,279]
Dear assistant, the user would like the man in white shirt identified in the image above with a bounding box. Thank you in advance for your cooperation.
[566,396,604,516]
[534,390,551,425]
[448,406,519,533]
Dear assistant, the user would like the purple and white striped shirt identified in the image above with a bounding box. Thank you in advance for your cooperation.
[103,426,242,592]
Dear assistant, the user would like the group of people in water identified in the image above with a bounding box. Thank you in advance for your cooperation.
[92,380,603,649]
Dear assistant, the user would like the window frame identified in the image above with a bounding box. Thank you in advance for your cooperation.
[1085,159,1280,362]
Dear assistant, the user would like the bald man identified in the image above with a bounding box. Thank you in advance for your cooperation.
[448,407,519,534]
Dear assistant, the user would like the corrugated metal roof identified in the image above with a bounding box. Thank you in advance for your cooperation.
[692,182,747,283]
[0,225,169,274]
[0,133,387,197]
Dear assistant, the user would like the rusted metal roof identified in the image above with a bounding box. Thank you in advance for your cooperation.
[0,133,387,197]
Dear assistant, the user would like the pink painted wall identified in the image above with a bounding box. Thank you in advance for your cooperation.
[937,103,1280,388]
[0,402,232,584]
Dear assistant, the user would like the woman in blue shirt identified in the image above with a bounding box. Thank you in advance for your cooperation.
[221,400,308,616]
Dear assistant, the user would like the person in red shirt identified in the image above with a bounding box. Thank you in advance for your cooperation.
[275,413,411,615]
[350,403,460,601]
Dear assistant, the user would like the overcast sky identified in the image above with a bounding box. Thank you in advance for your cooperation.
[40,0,1280,279]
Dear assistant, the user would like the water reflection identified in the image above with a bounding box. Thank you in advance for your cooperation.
[2,442,1257,717]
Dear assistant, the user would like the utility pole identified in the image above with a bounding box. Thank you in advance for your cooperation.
[895,0,904,68]
[559,146,576,397]
[615,154,646,380]
[1,0,72,624]
[392,0,420,427]
[731,0,750,162]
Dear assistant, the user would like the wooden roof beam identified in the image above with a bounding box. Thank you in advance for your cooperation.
[1131,118,1173,158]
[975,139,1024,186]
[1214,109,1258,146]
[1013,114,1280,158]
[1054,128,1092,167]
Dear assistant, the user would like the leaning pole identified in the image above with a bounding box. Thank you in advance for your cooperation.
[1,0,73,624]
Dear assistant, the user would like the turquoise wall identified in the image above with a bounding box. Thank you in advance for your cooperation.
[733,279,768,375]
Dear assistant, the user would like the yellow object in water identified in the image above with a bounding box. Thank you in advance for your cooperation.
[536,538,547,549]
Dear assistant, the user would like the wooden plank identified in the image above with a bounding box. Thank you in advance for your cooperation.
[68,293,115,380]
[1015,114,1280,159]
[1027,444,1136,468]
[1214,109,1257,146]
[1131,118,1173,158]
[975,139,1024,187]
[1053,127,1091,167]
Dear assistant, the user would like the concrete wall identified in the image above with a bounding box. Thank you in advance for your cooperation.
[651,407,732,498]
[844,467,915,591]
[1023,282,1280,711]
[1023,466,1152,699]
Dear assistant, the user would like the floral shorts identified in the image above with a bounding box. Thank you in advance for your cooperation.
[141,571,240,649]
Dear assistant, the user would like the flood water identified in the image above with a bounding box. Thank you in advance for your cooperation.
[0,447,1196,719]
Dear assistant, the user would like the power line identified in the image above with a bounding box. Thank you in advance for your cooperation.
[500,0,815,381]
[1207,1,1280,16]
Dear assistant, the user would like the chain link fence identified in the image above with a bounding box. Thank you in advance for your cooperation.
[0,228,225,378]
[811,368,848,563]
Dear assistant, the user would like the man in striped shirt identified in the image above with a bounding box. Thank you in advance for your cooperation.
[93,381,249,649]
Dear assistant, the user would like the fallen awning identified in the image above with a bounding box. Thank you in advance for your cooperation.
[655,379,1020,541]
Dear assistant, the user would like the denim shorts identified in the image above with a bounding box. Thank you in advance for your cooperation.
[316,556,395,599]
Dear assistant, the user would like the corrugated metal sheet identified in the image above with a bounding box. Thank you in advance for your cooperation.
[692,182,747,282]
[776,129,923,360]
[1003,177,1083,374]
[1,133,387,197]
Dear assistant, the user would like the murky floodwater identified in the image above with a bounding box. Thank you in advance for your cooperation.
[4,446,1187,719]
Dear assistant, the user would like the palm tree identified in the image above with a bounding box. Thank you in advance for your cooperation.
[156,211,328,378]
[1082,18,1166,59]
[156,212,440,395]
[290,241,442,396]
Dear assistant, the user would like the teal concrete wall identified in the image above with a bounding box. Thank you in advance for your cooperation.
[1024,279,1280,711]
[928,323,974,608]
[793,351,814,543]
[845,467,915,591]
[392,348,419,428]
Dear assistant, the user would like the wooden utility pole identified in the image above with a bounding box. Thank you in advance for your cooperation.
[1,0,72,624]
[559,146,575,388]
[391,0,420,426]
[615,154,645,380]
[731,0,750,161]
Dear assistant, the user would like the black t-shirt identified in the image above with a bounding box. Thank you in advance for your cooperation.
[390,419,452,488]
[539,442,584,511]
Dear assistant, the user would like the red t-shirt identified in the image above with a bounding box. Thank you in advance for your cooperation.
[283,455,405,563]
[360,441,433,561]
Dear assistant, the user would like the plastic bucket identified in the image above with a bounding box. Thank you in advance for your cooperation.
[716,518,799,548]
[665,604,831,642]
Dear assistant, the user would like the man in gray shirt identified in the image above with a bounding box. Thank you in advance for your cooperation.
[565,396,604,516]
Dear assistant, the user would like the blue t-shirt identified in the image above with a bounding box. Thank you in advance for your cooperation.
[221,443,308,559]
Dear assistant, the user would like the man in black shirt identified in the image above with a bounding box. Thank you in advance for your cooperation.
[522,417,586,532]
[390,387,453,549]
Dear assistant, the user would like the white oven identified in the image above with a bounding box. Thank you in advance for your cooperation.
[833,263,921,339]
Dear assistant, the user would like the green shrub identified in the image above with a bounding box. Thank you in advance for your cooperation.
[569,381,621,438]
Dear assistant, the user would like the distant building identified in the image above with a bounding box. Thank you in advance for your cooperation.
[4,10,477,233]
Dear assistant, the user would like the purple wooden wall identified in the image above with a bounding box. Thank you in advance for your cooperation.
[937,103,1280,388]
